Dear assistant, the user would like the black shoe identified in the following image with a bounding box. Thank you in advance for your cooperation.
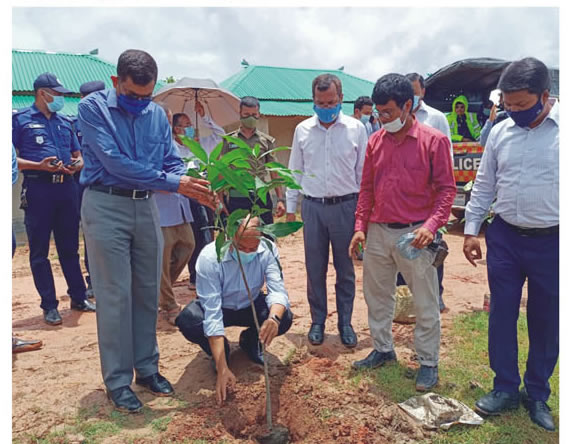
[352,349,397,370]
[71,299,96,312]
[43,308,62,325]
[521,389,555,431]
[338,325,358,348]
[135,373,174,397]
[106,386,143,413]
[308,324,325,345]
[210,338,231,373]
[416,365,439,391]
[239,329,264,365]
[474,390,520,416]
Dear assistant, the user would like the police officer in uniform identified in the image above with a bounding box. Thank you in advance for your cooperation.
[12,73,96,325]
[221,96,286,225]
[72,80,106,298]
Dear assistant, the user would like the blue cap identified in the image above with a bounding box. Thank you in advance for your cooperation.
[33,72,72,94]
[80,80,106,96]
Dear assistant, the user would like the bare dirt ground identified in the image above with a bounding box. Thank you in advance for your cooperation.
[12,221,496,443]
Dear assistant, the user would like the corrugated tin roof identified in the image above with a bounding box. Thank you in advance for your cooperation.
[220,65,374,115]
[12,95,80,117]
[12,49,117,93]
[259,100,356,117]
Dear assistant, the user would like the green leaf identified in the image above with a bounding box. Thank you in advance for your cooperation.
[256,221,304,239]
[255,176,267,190]
[258,146,290,160]
[252,142,261,157]
[222,135,252,152]
[186,168,203,179]
[220,149,247,165]
[262,237,283,277]
[226,208,250,238]
[438,226,448,234]
[209,141,224,163]
[179,135,208,165]
[257,187,269,205]
[463,180,474,192]
[220,240,233,259]
[231,159,252,169]
[264,161,288,170]
[252,207,272,217]
[215,231,225,262]
[215,163,250,197]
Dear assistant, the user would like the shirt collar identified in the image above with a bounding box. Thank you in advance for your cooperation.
[106,88,120,109]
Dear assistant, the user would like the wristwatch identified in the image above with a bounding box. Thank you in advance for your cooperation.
[277,197,286,204]
[269,314,281,325]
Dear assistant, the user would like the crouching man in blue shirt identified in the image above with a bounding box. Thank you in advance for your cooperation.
[176,217,293,405]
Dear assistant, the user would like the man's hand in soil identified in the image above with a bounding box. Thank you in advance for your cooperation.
[463,235,482,267]
[411,227,434,249]
[178,176,217,210]
[349,231,366,259]
[216,367,237,406]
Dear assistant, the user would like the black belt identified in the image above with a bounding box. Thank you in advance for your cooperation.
[89,184,151,200]
[304,193,358,205]
[386,220,425,229]
[498,216,558,237]
[23,172,73,184]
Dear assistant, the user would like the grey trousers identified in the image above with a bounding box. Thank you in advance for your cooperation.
[301,196,357,327]
[82,189,164,391]
[363,223,440,366]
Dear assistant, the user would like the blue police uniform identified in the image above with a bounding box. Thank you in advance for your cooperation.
[12,103,88,311]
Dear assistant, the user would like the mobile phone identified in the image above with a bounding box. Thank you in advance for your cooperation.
[67,159,81,167]
[50,159,60,166]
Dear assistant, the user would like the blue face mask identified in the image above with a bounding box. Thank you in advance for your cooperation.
[117,94,151,115]
[314,103,341,123]
[360,114,371,124]
[235,250,258,265]
[184,126,195,139]
[45,94,64,113]
[413,95,421,110]
[507,98,544,128]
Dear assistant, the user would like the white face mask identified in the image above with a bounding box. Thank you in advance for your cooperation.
[382,108,409,133]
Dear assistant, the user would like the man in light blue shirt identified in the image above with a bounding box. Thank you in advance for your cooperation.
[463,57,559,432]
[154,103,196,325]
[176,217,293,405]
[78,49,216,413]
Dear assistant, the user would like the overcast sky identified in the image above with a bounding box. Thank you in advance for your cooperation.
[12,7,559,85]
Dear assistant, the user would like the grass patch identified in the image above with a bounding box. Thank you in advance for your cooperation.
[150,415,172,432]
[354,311,559,443]
[282,346,297,366]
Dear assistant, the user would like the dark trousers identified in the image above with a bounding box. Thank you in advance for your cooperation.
[226,193,274,226]
[176,293,293,356]
[486,216,559,402]
[187,200,213,284]
[301,196,357,326]
[397,264,445,310]
[23,179,87,310]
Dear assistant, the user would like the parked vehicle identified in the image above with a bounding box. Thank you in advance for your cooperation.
[423,57,559,219]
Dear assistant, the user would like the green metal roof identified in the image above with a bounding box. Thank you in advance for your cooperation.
[12,95,80,117]
[12,49,166,116]
[220,65,374,116]
[12,49,117,93]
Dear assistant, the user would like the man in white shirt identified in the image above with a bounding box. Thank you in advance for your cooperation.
[463,57,559,432]
[286,74,368,348]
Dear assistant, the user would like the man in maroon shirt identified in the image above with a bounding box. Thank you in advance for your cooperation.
[348,73,455,391]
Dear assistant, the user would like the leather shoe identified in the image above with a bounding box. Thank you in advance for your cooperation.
[352,349,397,370]
[12,337,43,353]
[43,308,62,325]
[416,365,439,391]
[474,390,520,416]
[107,386,143,413]
[521,389,555,431]
[339,325,358,348]
[239,329,264,365]
[308,324,325,345]
[71,299,96,312]
[135,373,174,397]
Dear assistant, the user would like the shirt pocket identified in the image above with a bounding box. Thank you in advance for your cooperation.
[23,126,50,149]
[402,154,429,193]
[144,135,168,167]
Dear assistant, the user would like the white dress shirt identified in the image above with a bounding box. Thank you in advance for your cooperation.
[416,100,453,158]
[464,100,559,235]
[198,114,225,157]
[286,112,368,213]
